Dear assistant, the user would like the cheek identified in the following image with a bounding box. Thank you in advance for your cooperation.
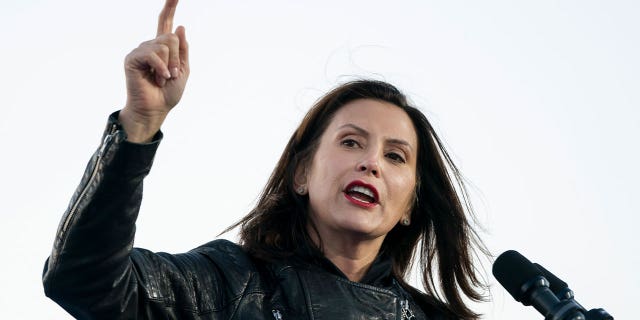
[311,152,351,183]
[307,160,342,204]
[389,172,417,210]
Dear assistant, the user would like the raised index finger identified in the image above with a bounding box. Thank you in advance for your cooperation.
[157,0,179,36]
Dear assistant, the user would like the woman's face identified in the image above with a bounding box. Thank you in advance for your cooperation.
[301,99,418,243]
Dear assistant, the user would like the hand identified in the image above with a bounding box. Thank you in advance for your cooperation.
[119,0,189,143]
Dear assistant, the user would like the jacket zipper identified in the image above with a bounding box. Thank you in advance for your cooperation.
[60,124,118,234]
[272,309,283,320]
[401,299,415,320]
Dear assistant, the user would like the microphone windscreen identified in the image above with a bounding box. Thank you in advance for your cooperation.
[534,263,568,292]
[493,250,542,301]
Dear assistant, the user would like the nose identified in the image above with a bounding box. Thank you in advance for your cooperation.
[357,156,381,177]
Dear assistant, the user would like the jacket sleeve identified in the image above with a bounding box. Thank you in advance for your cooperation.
[42,112,226,319]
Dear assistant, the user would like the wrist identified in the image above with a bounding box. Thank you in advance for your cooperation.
[118,107,167,143]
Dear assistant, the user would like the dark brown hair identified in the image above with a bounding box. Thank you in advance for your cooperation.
[228,80,488,319]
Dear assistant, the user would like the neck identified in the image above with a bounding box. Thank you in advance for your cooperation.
[308,225,386,282]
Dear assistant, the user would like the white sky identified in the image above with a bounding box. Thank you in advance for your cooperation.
[1,0,638,319]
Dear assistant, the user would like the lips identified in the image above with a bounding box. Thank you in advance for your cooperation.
[344,180,379,208]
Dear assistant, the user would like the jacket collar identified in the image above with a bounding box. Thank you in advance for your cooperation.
[293,250,394,287]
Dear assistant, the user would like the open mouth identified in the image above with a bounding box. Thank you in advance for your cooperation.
[344,181,379,207]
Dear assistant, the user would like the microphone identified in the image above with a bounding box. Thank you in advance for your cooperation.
[493,250,586,320]
[533,263,578,302]
[533,262,575,300]
[534,263,613,320]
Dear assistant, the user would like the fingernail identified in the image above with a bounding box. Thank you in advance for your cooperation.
[164,70,172,79]
[170,67,179,78]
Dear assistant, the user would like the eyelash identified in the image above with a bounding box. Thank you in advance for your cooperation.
[386,152,406,163]
[341,138,361,148]
[340,139,406,164]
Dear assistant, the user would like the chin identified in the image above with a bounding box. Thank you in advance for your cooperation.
[338,222,386,239]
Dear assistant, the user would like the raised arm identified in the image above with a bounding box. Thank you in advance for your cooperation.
[42,1,210,318]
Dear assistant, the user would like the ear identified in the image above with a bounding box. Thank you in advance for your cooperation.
[294,162,308,194]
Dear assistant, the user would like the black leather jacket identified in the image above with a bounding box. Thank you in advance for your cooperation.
[43,113,451,320]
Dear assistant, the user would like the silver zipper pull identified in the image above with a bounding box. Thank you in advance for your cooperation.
[272,309,283,320]
[98,124,118,158]
[401,299,415,320]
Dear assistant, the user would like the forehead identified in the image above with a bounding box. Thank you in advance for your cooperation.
[327,99,417,144]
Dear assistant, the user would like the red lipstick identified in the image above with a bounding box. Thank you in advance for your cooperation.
[343,180,379,208]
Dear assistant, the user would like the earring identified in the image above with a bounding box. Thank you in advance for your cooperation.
[401,218,410,226]
[297,186,306,195]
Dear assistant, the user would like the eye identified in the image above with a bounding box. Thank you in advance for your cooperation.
[341,138,361,148]
[385,152,406,163]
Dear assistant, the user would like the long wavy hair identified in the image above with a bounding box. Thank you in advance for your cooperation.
[227,80,488,319]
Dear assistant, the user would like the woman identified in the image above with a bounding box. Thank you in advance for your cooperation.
[43,0,487,319]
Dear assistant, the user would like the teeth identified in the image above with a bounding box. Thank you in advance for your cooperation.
[352,197,369,204]
[349,185,375,199]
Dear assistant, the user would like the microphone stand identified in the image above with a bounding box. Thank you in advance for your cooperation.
[553,287,612,320]
[534,263,613,320]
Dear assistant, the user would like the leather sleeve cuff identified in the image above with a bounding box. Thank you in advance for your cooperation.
[100,111,164,177]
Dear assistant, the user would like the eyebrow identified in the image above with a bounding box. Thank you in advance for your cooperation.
[337,123,414,150]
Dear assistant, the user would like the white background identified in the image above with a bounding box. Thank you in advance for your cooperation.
[1,0,638,318]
